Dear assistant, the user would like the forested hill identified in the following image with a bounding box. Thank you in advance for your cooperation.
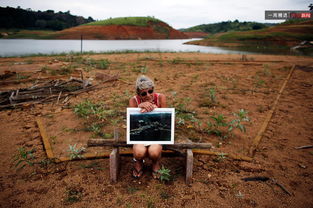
[0,6,95,30]
[180,20,275,34]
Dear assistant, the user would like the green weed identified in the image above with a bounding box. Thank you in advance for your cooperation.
[86,122,112,139]
[254,75,266,88]
[207,114,228,138]
[206,110,250,139]
[213,153,228,162]
[39,158,53,168]
[97,59,110,69]
[12,147,35,170]
[199,88,218,107]
[65,186,83,204]
[73,100,107,120]
[228,109,250,133]
[67,144,86,160]
[158,166,171,182]
[16,73,30,80]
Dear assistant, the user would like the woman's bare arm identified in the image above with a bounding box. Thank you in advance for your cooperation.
[129,97,156,112]
[159,94,167,108]
[129,97,138,107]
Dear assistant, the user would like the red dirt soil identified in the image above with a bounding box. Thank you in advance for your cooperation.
[55,22,188,40]
[0,53,312,207]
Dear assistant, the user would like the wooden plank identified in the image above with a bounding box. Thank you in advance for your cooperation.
[88,140,212,149]
[185,149,193,185]
[36,118,54,159]
[192,149,253,162]
[53,150,178,163]
[249,65,295,157]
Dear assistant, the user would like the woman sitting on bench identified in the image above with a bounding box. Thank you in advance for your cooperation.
[129,75,166,178]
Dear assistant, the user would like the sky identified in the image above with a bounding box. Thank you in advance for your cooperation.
[0,0,311,29]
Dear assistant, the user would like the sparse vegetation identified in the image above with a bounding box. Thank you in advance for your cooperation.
[65,186,83,204]
[16,73,30,80]
[206,109,250,139]
[73,99,119,138]
[199,87,218,107]
[12,147,35,170]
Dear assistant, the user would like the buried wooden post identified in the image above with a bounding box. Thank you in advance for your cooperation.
[110,129,120,184]
[186,149,193,185]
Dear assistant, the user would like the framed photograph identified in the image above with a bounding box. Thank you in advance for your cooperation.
[127,108,175,144]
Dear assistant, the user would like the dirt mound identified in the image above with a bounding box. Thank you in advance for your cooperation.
[54,21,188,40]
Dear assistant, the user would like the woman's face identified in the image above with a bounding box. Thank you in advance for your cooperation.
[139,88,154,102]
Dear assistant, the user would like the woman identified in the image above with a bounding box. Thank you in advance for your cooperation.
[129,75,166,178]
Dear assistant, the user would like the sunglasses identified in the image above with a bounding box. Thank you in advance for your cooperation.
[140,89,154,97]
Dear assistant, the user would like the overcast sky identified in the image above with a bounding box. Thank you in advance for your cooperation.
[0,0,311,28]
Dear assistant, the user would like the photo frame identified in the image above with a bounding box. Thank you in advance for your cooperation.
[127,108,175,144]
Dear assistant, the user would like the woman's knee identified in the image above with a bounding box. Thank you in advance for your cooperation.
[148,145,162,159]
[133,144,147,159]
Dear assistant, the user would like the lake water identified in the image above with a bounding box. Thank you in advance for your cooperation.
[0,39,254,57]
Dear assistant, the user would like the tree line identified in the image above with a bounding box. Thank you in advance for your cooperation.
[0,6,95,30]
[180,20,272,34]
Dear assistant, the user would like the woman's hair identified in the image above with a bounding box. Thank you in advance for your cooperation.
[135,75,154,94]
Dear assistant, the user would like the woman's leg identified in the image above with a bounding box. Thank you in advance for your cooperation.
[148,144,162,173]
[133,144,147,177]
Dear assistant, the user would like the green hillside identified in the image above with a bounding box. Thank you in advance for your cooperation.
[181,20,272,34]
[85,16,163,27]
[186,20,313,55]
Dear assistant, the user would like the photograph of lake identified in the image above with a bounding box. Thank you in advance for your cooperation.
[128,109,174,144]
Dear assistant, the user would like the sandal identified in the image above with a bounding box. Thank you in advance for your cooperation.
[132,158,144,178]
[152,170,161,179]
[132,168,143,178]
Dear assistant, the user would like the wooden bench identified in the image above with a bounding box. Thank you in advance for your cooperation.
[110,145,193,185]
[88,130,212,185]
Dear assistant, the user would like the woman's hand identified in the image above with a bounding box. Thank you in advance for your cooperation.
[138,102,157,113]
